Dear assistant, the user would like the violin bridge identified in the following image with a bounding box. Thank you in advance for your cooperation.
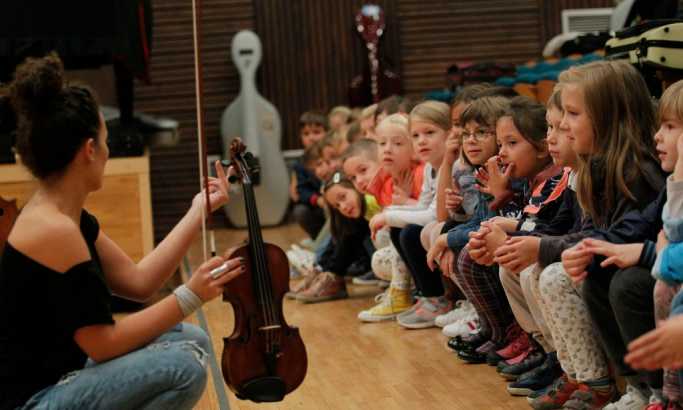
[258,325,281,331]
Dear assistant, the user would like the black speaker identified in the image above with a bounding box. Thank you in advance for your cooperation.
[0,97,16,164]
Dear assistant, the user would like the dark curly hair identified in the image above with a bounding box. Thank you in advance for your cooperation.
[8,52,101,179]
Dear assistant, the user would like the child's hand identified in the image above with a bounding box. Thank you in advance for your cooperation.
[289,172,299,202]
[468,227,494,265]
[427,234,448,271]
[581,238,643,269]
[488,216,518,233]
[480,220,507,261]
[444,129,462,165]
[475,156,513,198]
[439,248,456,278]
[494,236,540,274]
[561,242,593,284]
[626,315,683,370]
[369,213,387,240]
[392,169,414,201]
[657,229,669,253]
[392,185,410,205]
[444,188,464,211]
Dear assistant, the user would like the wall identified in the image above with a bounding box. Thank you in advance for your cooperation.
[135,0,613,240]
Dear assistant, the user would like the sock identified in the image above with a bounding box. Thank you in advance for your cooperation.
[651,388,664,403]
[584,377,611,392]
[625,376,650,398]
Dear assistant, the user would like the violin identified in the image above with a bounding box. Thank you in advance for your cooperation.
[220,139,307,402]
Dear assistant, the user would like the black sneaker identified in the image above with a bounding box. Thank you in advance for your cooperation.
[456,344,489,364]
[447,332,486,353]
[507,352,562,396]
[458,340,502,364]
[346,258,370,277]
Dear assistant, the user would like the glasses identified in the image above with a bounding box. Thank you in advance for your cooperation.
[461,129,494,141]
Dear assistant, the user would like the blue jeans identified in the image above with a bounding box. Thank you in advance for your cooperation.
[20,323,210,410]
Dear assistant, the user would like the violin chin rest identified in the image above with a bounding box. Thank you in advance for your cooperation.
[237,376,286,402]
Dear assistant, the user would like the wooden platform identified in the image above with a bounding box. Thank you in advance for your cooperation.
[183,224,531,410]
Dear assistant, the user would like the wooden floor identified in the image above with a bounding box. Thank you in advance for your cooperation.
[182,224,531,410]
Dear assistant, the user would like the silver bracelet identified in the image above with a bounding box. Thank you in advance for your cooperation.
[173,284,203,317]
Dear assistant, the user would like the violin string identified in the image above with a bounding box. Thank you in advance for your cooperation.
[250,187,278,351]
[246,187,271,352]
[250,195,277,344]
[251,187,280,351]
[242,157,276,327]
[242,162,276,352]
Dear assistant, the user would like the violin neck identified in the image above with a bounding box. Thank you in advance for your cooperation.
[242,182,265,252]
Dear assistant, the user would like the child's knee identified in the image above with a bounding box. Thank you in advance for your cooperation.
[456,245,472,275]
[538,263,566,298]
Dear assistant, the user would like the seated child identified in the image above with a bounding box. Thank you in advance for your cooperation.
[345,121,362,144]
[292,142,327,240]
[328,105,352,132]
[292,173,380,303]
[360,104,378,140]
[290,110,328,204]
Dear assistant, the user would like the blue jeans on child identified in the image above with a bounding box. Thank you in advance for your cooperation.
[20,323,209,410]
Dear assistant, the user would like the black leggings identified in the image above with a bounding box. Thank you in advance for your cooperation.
[390,224,444,297]
[583,265,662,388]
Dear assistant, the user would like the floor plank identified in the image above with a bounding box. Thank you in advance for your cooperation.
[184,224,531,410]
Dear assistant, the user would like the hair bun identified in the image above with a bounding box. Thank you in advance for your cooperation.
[9,52,64,115]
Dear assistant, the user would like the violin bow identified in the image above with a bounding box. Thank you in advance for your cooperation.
[191,0,216,260]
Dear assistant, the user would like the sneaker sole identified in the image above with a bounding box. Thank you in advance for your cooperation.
[397,319,436,329]
[297,293,348,303]
[351,278,383,286]
[357,313,399,322]
[507,386,533,396]
[498,372,519,381]
[442,329,471,338]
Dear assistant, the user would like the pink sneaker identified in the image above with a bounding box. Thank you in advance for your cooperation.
[397,296,453,329]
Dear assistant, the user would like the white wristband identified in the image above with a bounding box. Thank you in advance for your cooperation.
[173,284,203,317]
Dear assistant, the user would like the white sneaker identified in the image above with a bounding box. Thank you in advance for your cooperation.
[603,385,649,410]
[434,300,474,328]
[286,247,316,274]
[442,307,479,337]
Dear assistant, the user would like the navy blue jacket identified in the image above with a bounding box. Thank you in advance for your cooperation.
[293,162,322,206]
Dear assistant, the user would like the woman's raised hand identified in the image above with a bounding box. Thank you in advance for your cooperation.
[193,161,233,213]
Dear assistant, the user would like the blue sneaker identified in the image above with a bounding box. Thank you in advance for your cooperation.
[508,352,562,396]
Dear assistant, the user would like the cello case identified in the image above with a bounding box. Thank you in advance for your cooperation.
[606,20,683,68]
[221,30,289,227]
